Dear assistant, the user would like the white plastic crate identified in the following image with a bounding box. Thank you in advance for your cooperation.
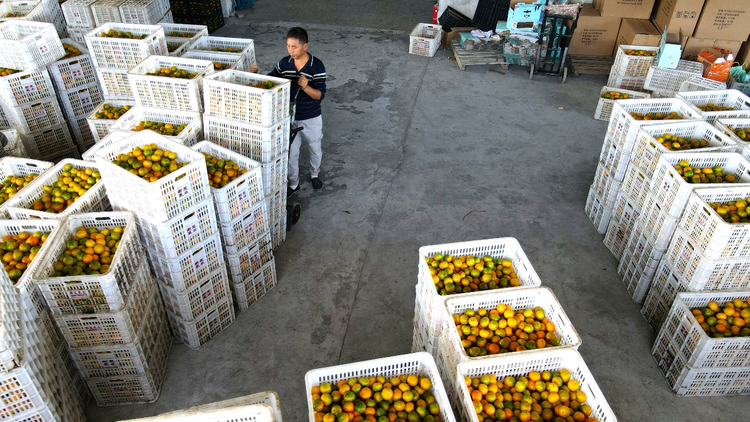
[650,152,750,219]
[585,183,612,234]
[265,186,285,224]
[714,118,750,151]
[621,160,651,207]
[665,226,750,290]
[305,352,455,422]
[679,76,726,93]
[128,55,214,112]
[66,25,90,45]
[225,235,273,284]
[0,67,56,107]
[192,141,263,223]
[417,238,542,336]
[603,191,641,261]
[181,49,252,72]
[591,163,621,209]
[166,295,235,350]
[640,259,689,331]
[655,356,750,396]
[630,121,739,181]
[0,157,53,217]
[119,0,169,24]
[91,0,126,26]
[218,201,269,255]
[186,36,255,67]
[679,186,750,259]
[456,349,616,422]
[262,152,288,196]
[4,96,65,134]
[440,287,581,389]
[62,0,97,28]
[594,86,650,121]
[110,106,202,146]
[68,283,167,378]
[0,105,8,130]
[4,158,108,220]
[598,135,630,182]
[0,361,56,419]
[69,114,96,151]
[271,210,286,250]
[136,391,280,422]
[96,67,133,100]
[0,21,65,70]
[82,131,134,162]
[0,0,48,24]
[618,222,665,303]
[202,70,290,127]
[231,258,276,311]
[409,23,441,57]
[157,9,171,23]
[412,287,440,357]
[638,191,680,249]
[202,114,289,163]
[612,45,659,78]
[677,89,750,123]
[85,100,134,142]
[0,267,22,374]
[31,212,146,315]
[158,267,230,321]
[606,98,702,153]
[619,257,656,304]
[19,125,78,162]
[606,73,646,92]
[47,38,97,91]
[166,37,192,57]
[644,61,704,96]
[653,291,750,370]
[147,233,224,291]
[84,22,166,69]
[94,130,211,222]
[57,82,103,119]
[55,279,157,348]
[157,22,207,40]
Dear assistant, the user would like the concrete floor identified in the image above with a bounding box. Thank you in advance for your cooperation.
[86,3,748,422]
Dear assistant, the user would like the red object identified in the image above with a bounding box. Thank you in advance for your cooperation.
[698,47,734,83]
[433,4,438,24]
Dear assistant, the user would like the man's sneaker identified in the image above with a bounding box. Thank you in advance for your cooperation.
[287,185,299,198]
[311,177,323,190]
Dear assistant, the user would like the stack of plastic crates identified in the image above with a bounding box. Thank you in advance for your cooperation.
[0,219,87,421]
[607,45,659,92]
[192,141,276,312]
[94,131,236,350]
[48,38,102,153]
[84,22,167,101]
[652,291,750,396]
[202,69,291,249]
[413,237,542,405]
[0,21,79,161]
[169,0,225,32]
[62,0,98,45]
[586,98,702,235]
[119,0,172,25]
[0,0,67,39]
[641,183,750,332]
[127,55,215,112]
[644,60,704,98]
[181,35,255,72]
[29,212,172,407]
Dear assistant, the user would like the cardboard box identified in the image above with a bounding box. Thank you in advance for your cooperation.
[656,31,683,68]
[693,0,750,41]
[737,41,750,65]
[568,5,622,56]
[652,0,704,37]
[697,47,734,82]
[616,18,662,52]
[681,37,743,60]
[441,26,477,50]
[593,0,656,20]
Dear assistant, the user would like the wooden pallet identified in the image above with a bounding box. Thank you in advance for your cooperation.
[569,55,614,76]
[451,39,509,70]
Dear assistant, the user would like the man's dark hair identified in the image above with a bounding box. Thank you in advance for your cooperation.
[287,27,308,44]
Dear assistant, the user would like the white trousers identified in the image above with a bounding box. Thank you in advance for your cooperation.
[288,115,323,189]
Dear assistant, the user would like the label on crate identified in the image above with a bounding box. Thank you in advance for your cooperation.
[200,279,214,301]
[33,108,48,119]
[207,310,220,330]
[36,38,50,56]
[68,62,84,80]
[183,211,200,238]
[242,213,256,238]
[175,173,193,200]
[22,78,38,93]
[68,290,90,299]
[77,89,92,107]
[192,247,208,272]
[84,325,102,332]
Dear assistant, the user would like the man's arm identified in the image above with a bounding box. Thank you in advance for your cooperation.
[297,75,322,100]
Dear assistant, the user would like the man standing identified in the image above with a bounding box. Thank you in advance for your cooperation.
[254,27,327,197]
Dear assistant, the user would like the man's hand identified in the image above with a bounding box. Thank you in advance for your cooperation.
[298,74,309,89]
[249,63,259,73]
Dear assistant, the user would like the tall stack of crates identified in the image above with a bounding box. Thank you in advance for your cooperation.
[84,22,167,102]
[0,218,87,421]
[0,20,79,161]
[48,38,102,153]
[62,0,99,45]
[119,0,172,25]
[192,141,277,311]
[607,45,658,93]
[169,0,224,33]
[93,131,236,349]
[30,212,173,407]
[0,0,67,39]
[201,65,290,249]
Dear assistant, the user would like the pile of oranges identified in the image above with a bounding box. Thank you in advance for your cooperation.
[1,174,41,205]
[0,67,19,77]
[62,43,82,59]
[50,227,123,277]
[600,91,629,100]
[426,254,520,296]
[655,133,708,151]
[465,370,598,422]
[451,305,561,357]
[708,197,750,224]
[673,160,736,184]
[202,153,247,188]
[624,49,656,56]
[132,121,187,136]
[726,125,747,141]
[692,298,750,338]
[698,103,735,112]
[112,144,185,183]
[94,103,130,120]
[629,111,682,121]
[2,231,48,282]
[31,165,101,213]
[310,375,442,422]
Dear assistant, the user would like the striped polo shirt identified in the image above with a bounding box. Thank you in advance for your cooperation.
[269,54,327,121]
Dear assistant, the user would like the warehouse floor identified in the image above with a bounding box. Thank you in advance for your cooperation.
[87,3,748,422]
